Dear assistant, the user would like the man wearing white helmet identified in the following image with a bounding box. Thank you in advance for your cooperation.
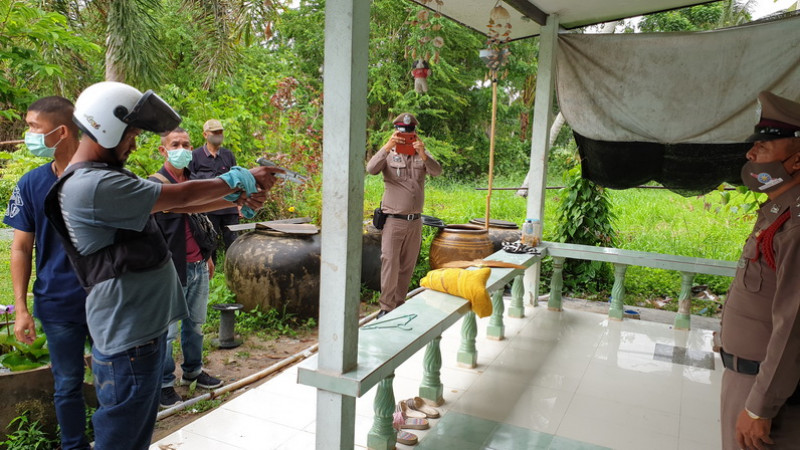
[44,81,281,450]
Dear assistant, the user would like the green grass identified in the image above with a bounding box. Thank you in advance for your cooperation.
[366,176,753,303]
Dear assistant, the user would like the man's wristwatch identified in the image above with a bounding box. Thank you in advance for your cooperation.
[746,408,764,420]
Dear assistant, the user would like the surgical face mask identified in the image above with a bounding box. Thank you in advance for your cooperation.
[167,148,193,169]
[207,134,224,146]
[740,154,797,193]
[24,127,63,158]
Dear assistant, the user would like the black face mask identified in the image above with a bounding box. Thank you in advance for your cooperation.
[395,125,415,133]
[740,153,797,193]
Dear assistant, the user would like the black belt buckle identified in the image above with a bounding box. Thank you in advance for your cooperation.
[391,213,419,221]
[720,349,760,375]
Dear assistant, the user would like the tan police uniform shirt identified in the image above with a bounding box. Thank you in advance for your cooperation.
[721,184,800,418]
[366,149,442,214]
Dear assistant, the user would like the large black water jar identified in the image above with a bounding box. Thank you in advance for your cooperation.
[224,226,382,318]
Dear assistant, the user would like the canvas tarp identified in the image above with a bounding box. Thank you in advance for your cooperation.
[555,15,800,195]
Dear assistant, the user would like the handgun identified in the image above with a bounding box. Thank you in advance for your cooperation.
[256,157,310,184]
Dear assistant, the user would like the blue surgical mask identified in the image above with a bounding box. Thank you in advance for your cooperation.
[24,127,62,158]
[167,148,193,169]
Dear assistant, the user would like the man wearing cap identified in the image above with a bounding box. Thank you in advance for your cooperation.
[188,119,239,264]
[367,113,442,317]
[719,91,800,450]
[44,81,281,450]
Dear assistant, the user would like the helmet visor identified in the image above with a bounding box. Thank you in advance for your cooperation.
[119,90,181,134]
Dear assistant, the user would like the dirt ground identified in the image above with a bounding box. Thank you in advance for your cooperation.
[151,302,380,443]
[151,331,318,442]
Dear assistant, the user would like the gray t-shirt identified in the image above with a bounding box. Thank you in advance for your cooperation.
[59,167,188,355]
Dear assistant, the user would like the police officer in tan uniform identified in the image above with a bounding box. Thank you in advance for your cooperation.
[367,113,442,317]
[720,91,800,450]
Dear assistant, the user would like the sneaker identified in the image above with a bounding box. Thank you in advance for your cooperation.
[159,387,182,408]
[180,371,223,389]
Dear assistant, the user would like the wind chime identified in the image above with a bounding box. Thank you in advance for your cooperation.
[479,3,512,229]
[405,0,445,93]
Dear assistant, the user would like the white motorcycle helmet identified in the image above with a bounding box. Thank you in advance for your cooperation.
[73,81,181,149]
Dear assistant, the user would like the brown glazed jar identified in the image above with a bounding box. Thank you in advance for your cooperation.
[429,224,494,269]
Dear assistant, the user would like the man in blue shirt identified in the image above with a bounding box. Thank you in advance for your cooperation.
[4,96,91,450]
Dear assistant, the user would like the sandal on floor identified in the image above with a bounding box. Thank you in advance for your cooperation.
[399,400,427,419]
[400,416,429,430]
[396,430,418,446]
[405,397,440,419]
[393,402,429,430]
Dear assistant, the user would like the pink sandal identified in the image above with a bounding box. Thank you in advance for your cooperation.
[396,430,418,445]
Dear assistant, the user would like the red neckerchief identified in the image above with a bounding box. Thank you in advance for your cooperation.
[751,210,791,270]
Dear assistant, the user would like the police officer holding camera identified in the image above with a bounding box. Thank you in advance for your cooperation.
[367,113,442,318]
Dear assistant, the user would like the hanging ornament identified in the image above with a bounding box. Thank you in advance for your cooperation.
[432,36,444,48]
[411,59,431,94]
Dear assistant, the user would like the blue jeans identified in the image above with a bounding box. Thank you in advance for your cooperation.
[40,320,91,450]
[92,333,165,450]
[162,261,209,386]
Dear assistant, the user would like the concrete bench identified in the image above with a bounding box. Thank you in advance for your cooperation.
[543,241,736,329]
[297,249,542,449]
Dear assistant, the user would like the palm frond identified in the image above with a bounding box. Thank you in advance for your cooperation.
[102,0,165,87]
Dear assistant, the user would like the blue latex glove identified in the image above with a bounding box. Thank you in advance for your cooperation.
[218,166,258,219]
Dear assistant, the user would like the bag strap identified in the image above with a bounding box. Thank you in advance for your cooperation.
[149,172,171,184]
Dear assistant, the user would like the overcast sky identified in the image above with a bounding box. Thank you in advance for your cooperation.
[752,0,797,18]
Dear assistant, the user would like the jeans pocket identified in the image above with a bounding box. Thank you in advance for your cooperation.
[93,359,117,406]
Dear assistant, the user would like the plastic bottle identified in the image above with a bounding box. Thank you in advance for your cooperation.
[530,219,542,247]
[522,219,534,246]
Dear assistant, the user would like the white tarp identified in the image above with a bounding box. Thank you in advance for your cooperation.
[556,15,800,144]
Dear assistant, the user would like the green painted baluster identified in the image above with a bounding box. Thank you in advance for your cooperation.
[674,271,695,330]
[509,274,525,317]
[419,336,444,405]
[367,374,397,450]
[609,263,627,321]
[457,311,478,368]
[487,289,505,340]
[548,256,565,311]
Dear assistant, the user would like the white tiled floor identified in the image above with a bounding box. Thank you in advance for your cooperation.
[150,299,723,449]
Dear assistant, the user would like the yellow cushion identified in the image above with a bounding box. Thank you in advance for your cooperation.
[420,267,492,318]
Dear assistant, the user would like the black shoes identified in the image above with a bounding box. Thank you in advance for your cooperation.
[377,309,389,319]
[180,371,224,389]
[159,387,183,408]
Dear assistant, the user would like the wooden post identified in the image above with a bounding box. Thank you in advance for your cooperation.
[485,79,498,229]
